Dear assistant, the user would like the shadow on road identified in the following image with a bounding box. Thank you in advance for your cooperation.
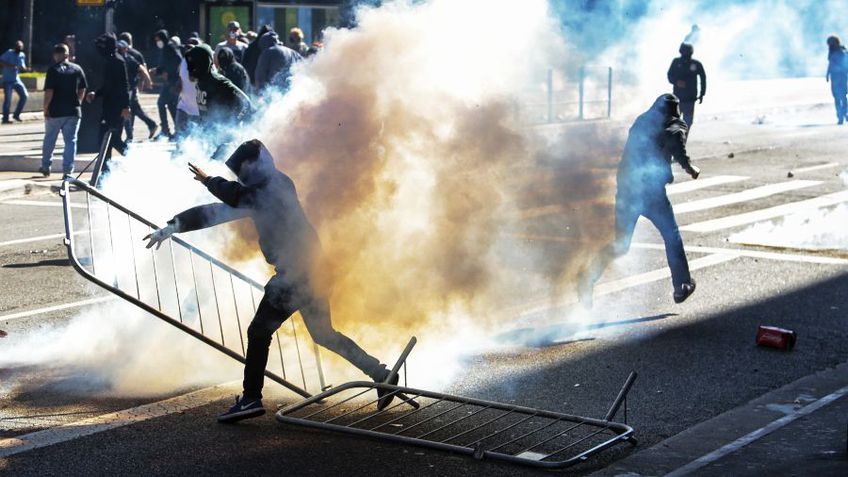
[3,259,70,268]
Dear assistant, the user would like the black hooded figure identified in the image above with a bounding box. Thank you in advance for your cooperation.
[144,140,395,423]
[579,94,699,307]
[242,24,273,87]
[216,47,250,93]
[184,44,252,124]
[150,30,181,138]
[87,33,129,170]
[667,43,706,128]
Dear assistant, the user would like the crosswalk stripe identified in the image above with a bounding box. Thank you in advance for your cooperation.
[673,180,821,214]
[680,190,848,233]
[666,175,748,195]
[792,162,840,173]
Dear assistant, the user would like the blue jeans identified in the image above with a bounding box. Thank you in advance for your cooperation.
[2,79,28,120]
[42,116,80,174]
[831,76,847,122]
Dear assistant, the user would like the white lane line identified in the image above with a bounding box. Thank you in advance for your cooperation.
[0,297,115,323]
[673,180,821,214]
[0,382,239,458]
[632,242,848,265]
[1,199,86,209]
[792,162,840,174]
[666,175,748,196]
[0,233,64,247]
[665,384,848,476]
[680,190,848,233]
[516,253,736,316]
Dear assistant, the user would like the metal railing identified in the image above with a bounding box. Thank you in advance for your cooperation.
[277,371,637,469]
[517,65,613,125]
[60,178,326,398]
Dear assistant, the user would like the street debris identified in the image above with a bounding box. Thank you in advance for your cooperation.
[756,325,796,351]
[727,152,735,158]
[0,329,7,338]
[787,171,795,178]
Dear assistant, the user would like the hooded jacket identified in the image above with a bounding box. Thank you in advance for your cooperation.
[242,25,273,85]
[153,29,182,85]
[217,47,249,93]
[184,44,252,122]
[255,31,302,91]
[617,94,694,196]
[667,55,706,102]
[170,140,321,285]
[93,33,130,114]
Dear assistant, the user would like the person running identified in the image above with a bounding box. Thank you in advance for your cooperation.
[216,47,249,93]
[667,43,706,128]
[174,41,201,139]
[118,32,158,140]
[143,139,399,422]
[40,43,87,177]
[150,30,181,139]
[0,40,30,123]
[826,35,848,125]
[578,94,699,307]
[85,33,130,172]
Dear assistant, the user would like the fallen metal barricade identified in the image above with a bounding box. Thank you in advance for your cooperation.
[60,178,325,398]
[278,362,637,469]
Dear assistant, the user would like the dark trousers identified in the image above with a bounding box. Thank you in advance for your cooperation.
[156,85,178,135]
[242,275,383,399]
[124,90,156,140]
[99,109,128,173]
[680,100,696,128]
[586,188,691,291]
[831,77,847,122]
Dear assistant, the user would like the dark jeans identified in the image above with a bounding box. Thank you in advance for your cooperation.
[125,90,156,140]
[2,79,27,120]
[680,100,695,128]
[831,77,847,122]
[156,85,178,135]
[99,109,128,173]
[586,188,691,291]
[242,274,383,400]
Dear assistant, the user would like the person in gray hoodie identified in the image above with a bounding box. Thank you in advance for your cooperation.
[254,31,302,92]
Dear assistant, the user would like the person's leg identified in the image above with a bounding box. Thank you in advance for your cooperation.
[131,91,157,131]
[680,100,695,128]
[643,192,691,291]
[124,93,135,142]
[2,82,12,121]
[299,295,385,380]
[242,294,294,400]
[40,117,62,173]
[581,193,641,291]
[156,91,171,135]
[61,116,80,175]
[12,80,27,119]
[832,83,844,123]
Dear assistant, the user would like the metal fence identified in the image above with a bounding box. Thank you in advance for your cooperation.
[516,66,613,125]
[277,372,637,469]
[60,178,326,398]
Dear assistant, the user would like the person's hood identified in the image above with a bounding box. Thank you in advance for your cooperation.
[256,25,273,41]
[259,31,280,49]
[649,93,681,120]
[95,33,117,57]
[225,139,277,187]
[185,43,214,79]
[155,30,169,42]
[217,46,234,67]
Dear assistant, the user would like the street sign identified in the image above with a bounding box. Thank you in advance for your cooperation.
[76,0,105,6]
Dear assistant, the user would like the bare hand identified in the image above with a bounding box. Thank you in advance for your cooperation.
[85,92,96,103]
[188,162,209,183]
[43,109,49,119]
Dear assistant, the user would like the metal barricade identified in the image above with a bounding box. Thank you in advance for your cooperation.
[60,178,325,398]
[277,372,637,469]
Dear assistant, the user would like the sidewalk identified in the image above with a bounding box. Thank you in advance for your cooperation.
[594,361,848,476]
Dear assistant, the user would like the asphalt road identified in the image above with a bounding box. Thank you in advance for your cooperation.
[1,99,848,476]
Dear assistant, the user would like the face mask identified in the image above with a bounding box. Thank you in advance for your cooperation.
[156,40,164,48]
[228,32,237,40]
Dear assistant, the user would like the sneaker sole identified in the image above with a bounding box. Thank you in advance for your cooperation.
[217,407,266,423]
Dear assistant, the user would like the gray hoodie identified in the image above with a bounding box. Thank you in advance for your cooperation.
[255,31,303,91]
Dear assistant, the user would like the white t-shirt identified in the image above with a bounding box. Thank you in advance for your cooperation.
[177,58,199,116]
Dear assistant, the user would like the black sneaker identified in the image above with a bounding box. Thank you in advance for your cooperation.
[673,280,696,304]
[37,167,50,177]
[12,115,22,122]
[376,367,400,411]
[217,395,265,423]
[1,119,11,124]
[148,124,159,140]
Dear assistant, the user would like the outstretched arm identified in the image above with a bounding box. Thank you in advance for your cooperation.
[668,128,700,179]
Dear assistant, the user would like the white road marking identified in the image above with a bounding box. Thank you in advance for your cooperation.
[0,382,239,458]
[0,297,115,322]
[0,233,64,247]
[666,175,748,196]
[673,180,821,214]
[792,161,841,173]
[680,190,848,233]
[1,199,86,209]
[632,242,848,265]
[665,384,848,476]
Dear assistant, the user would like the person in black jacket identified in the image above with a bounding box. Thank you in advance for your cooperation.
[242,24,273,89]
[216,47,249,94]
[85,33,130,169]
[184,44,251,125]
[667,43,706,128]
[578,94,700,307]
[826,35,848,124]
[150,30,181,138]
[143,139,397,423]
[118,39,157,141]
